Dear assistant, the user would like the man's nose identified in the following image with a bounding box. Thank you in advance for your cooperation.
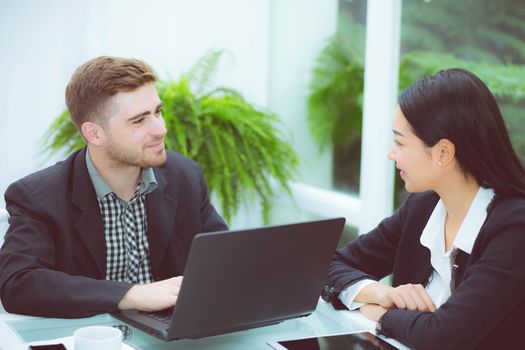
[152,116,167,137]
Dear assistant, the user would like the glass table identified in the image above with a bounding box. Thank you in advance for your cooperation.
[2,300,396,350]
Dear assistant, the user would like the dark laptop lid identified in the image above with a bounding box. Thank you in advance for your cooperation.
[167,217,346,339]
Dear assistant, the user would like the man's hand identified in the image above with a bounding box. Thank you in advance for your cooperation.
[358,282,436,312]
[118,276,183,312]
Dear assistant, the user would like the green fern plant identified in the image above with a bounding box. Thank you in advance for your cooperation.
[43,50,298,224]
[308,13,365,152]
[307,10,367,192]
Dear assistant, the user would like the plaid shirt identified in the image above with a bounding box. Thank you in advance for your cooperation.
[86,150,157,284]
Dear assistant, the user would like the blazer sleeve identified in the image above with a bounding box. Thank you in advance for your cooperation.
[324,194,409,307]
[196,163,228,233]
[379,206,525,350]
[0,180,132,318]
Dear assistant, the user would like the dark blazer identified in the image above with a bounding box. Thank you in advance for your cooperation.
[0,148,227,318]
[324,191,525,350]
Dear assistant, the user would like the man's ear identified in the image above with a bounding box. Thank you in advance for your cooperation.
[80,121,105,146]
[435,138,456,167]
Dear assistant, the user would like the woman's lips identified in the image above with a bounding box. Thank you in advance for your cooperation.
[400,170,406,178]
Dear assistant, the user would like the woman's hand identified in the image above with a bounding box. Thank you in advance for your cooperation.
[358,282,436,312]
[360,303,389,322]
[386,283,436,312]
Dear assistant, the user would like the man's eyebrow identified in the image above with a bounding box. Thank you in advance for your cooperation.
[393,130,404,137]
[128,111,149,122]
[128,103,163,122]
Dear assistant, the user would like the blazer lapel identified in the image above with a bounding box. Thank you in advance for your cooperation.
[408,198,436,286]
[394,213,434,287]
[71,148,106,277]
[146,169,178,274]
[413,245,433,286]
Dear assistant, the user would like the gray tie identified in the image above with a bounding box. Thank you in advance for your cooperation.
[449,247,459,292]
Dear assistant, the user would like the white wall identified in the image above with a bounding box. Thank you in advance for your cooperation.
[268,0,337,189]
[0,1,87,206]
[0,0,270,216]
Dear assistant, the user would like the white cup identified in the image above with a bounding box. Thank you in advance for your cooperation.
[74,325,122,350]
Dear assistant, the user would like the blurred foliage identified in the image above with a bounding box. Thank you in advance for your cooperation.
[308,0,525,203]
[399,52,525,99]
[401,0,525,64]
[43,50,298,224]
[308,15,365,151]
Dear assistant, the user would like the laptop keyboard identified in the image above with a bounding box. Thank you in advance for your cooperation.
[140,307,173,324]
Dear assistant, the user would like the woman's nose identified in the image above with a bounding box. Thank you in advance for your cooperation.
[387,144,396,160]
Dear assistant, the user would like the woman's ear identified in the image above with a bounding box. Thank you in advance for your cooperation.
[80,121,105,146]
[435,138,455,167]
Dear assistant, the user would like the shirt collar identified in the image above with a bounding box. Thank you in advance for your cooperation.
[420,197,447,255]
[453,187,494,254]
[420,187,494,255]
[85,148,158,200]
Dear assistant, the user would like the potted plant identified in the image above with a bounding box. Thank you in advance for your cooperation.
[43,50,299,224]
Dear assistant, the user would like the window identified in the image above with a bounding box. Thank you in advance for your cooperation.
[268,0,401,238]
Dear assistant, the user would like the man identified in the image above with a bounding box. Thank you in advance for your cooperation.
[0,56,227,318]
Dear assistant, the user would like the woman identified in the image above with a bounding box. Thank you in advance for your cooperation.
[323,68,525,350]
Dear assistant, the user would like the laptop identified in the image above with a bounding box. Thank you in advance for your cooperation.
[112,217,346,340]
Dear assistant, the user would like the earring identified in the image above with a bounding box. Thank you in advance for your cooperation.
[438,161,443,166]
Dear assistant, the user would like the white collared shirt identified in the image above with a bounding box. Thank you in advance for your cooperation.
[340,187,494,310]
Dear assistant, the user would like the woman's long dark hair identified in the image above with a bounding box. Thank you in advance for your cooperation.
[399,68,525,198]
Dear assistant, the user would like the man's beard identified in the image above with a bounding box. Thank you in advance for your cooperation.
[105,137,167,169]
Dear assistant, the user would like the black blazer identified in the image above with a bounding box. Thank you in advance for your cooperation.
[324,191,525,350]
[0,148,227,318]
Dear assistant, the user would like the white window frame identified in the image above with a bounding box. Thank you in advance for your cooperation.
[269,0,402,234]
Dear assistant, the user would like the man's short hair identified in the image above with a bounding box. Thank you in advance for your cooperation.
[65,56,157,129]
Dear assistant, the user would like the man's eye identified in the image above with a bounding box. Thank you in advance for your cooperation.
[132,118,144,124]
[155,109,163,116]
